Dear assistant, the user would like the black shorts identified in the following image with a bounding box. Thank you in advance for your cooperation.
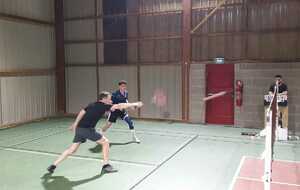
[73,127,102,143]
[108,110,128,123]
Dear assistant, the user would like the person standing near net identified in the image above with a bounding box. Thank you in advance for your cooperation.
[268,74,288,129]
[101,80,140,143]
[47,91,143,174]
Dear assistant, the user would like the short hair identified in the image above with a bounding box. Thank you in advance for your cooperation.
[98,91,111,100]
[118,80,127,86]
[275,74,282,78]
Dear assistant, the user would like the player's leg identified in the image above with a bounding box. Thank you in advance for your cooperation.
[122,112,140,143]
[101,122,112,133]
[96,136,110,165]
[94,133,117,173]
[47,127,86,173]
[279,106,288,129]
[47,143,81,173]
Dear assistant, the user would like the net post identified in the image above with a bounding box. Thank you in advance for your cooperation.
[263,86,278,190]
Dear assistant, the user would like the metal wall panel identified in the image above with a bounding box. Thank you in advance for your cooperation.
[155,39,169,62]
[66,67,97,114]
[139,39,181,64]
[64,20,95,40]
[0,0,54,21]
[140,40,155,63]
[127,16,138,38]
[139,14,182,37]
[140,65,182,119]
[97,0,103,15]
[192,36,209,61]
[98,66,138,100]
[127,0,139,13]
[99,66,138,117]
[0,81,2,125]
[1,76,56,125]
[140,0,182,12]
[192,9,209,34]
[0,20,55,70]
[169,39,182,62]
[97,19,103,39]
[65,43,96,64]
[97,43,104,64]
[191,1,300,61]
[127,41,138,63]
[64,0,95,18]
[189,64,205,123]
[139,15,155,37]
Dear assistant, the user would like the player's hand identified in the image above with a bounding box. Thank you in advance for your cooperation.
[134,102,143,108]
[69,124,76,132]
[130,106,136,111]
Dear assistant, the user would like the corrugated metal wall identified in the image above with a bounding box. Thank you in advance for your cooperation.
[0,0,54,21]
[140,65,182,120]
[64,0,101,113]
[65,43,96,64]
[191,0,300,62]
[65,20,95,41]
[66,67,97,114]
[0,0,55,126]
[1,76,56,125]
[64,0,96,18]
[0,20,55,70]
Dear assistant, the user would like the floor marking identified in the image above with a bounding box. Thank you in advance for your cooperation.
[245,155,300,164]
[1,147,155,168]
[228,156,246,190]
[4,129,69,147]
[237,176,300,187]
[129,135,199,190]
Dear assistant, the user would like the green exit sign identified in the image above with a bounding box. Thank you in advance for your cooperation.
[215,57,224,64]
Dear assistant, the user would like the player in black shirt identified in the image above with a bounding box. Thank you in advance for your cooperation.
[268,74,288,129]
[269,74,288,96]
[47,91,143,174]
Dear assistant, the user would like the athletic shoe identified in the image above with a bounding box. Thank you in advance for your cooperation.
[133,135,141,143]
[102,164,118,173]
[47,165,56,173]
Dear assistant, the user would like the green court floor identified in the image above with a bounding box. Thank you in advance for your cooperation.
[0,118,299,190]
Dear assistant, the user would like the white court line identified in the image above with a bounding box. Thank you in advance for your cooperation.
[4,129,69,147]
[237,176,300,187]
[128,134,199,190]
[227,156,246,190]
[245,155,300,164]
[2,147,155,168]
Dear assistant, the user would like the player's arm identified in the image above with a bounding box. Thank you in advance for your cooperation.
[126,94,136,110]
[111,102,143,111]
[69,109,86,131]
[269,85,274,95]
[279,85,288,96]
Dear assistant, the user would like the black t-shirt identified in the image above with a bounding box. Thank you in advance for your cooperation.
[269,83,288,94]
[78,102,112,128]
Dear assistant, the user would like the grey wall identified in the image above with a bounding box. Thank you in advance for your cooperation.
[189,64,205,123]
[140,65,182,120]
[0,0,56,126]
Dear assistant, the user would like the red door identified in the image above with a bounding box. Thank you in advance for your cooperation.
[205,64,234,125]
